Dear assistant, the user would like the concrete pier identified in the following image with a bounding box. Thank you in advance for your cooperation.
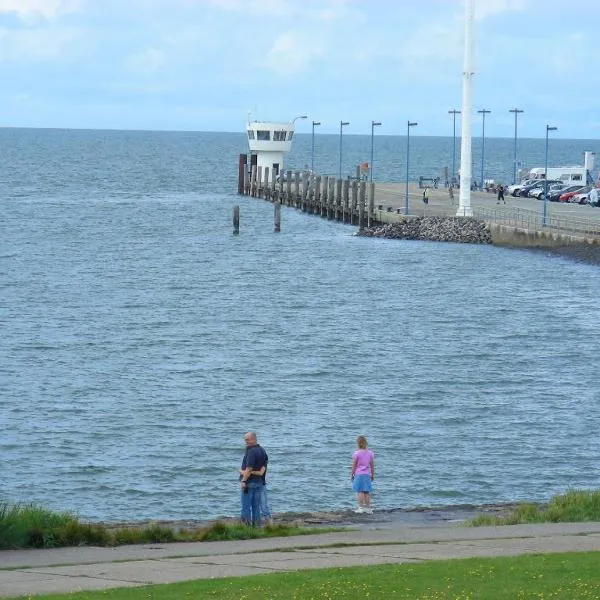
[236,157,600,247]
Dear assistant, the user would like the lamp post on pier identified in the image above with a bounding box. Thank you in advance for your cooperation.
[477,109,491,189]
[509,108,524,185]
[311,120,321,174]
[543,124,557,227]
[404,121,418,215]
[339,120,349,179]
[448,109,460,185]
[370,120,381,182]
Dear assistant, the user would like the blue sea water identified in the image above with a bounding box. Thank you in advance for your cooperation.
[2,128,600,522]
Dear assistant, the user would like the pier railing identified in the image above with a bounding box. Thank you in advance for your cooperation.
[473,206,600,239]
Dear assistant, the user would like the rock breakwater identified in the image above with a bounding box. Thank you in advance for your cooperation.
[359,216,492,244]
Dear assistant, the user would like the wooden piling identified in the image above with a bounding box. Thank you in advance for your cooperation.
[368,182,375,227]
[286,170,292,205]
[335,179,342,220]
[244,163,250,194]
[250,165,257,197]
[263,167,270,200]
[342,179,350,222]
[351,181,358,224]
[301,170,309,211]
[322,176,328,216]
[359,181,366,230]
[271,168,277,201]
[328,178,335,219]
[256,166,263,197]
[278,170,284,202]
[238,154,247,195]
[315,175,322,214]
[294,171,301,208]
[274,202,281,232]
[233,205,240,235]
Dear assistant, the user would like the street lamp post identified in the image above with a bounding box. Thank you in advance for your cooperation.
[405,121,418,215]
[292,115,307,124]
[448,109,460,185]
[339,120,349,179]
[543,124,557,226]
[477,109,491,189]
[509,108,524,184]
[370,120,381,182]
[311,120,321,173]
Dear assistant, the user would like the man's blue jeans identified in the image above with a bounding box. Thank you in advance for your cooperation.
[241,481,262,526]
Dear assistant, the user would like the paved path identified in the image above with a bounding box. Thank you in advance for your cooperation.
[2,521,600,597]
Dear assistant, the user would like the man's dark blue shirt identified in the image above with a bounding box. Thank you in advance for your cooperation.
[241,444,268,482]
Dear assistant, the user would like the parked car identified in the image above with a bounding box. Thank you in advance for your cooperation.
[530,183,566,200]
[571,189,592,204]
[507,179,538,196]
[559,186,590,203]
[519,180,563,198]
[549,184,584,202]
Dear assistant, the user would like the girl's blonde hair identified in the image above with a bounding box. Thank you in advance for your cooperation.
[357,435,368,449]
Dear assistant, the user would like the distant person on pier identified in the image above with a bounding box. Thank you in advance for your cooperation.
[350,435,375,514]
[448,185,455,206]
[239,431,268,526]
[497,184,506,204]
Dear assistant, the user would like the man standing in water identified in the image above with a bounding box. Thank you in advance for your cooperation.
[239,431,268,526]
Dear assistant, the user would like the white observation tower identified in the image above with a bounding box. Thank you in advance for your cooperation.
[246,115,306,182]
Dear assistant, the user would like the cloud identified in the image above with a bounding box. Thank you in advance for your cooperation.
[0,0,83,22]
[125,47,168,74]
[263,30,325,74]
[0,25,82,62]
[475,0,529,20]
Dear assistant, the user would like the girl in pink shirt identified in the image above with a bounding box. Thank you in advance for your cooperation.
[350,435,375,513]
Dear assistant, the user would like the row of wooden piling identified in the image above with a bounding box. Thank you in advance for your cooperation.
[237,155,377,229]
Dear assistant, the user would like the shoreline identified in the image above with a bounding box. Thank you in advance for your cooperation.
[98,501,532,532]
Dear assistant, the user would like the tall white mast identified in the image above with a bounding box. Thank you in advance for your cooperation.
[457,0,474,217]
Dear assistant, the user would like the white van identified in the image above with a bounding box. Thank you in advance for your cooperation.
[527,166,589,186]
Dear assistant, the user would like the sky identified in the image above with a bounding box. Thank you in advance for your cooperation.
[0,0,598,138]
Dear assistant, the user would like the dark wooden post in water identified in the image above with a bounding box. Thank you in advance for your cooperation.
[358,181,366,230]
[233,205,240,235]
[271,169,277,201]
[301,170,309,211]
[263,167,270,200]
[328,177,335,219]
[368,182,375,227]
[351,181,358,225]
[342,179,350,222]
[335,179,342,221]
[322,176,329,217]
[250,165,257,197]
[286,170,292,205]
[315,176,322,215]
[243,163,250,195]
[274,202,281,232]
[294,171,301,208]
[238,154,247,195]
[256,166,263,197]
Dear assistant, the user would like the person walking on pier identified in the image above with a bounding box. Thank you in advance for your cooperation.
[497,184,506,204]
[448,184,455,206]
[239,431,268,526]
[350,435,375,514]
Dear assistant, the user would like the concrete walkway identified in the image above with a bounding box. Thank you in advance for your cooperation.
[2,521,600,597]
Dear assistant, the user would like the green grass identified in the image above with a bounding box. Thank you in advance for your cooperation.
[468,489,600,527]
[9,551,600,600]
[0,502,327,549]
